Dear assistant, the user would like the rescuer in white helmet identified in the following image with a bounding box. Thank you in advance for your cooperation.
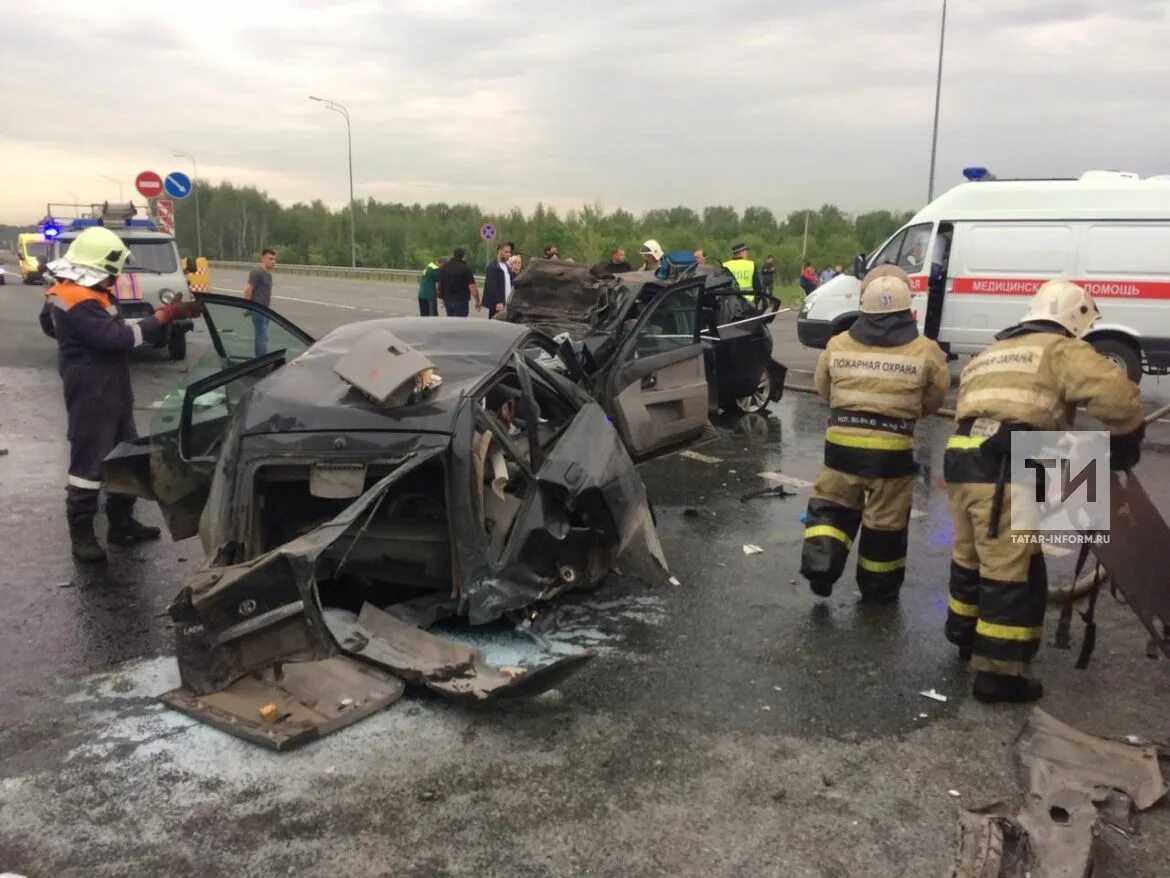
[943,279,1144,704]
[639,239,664,272]
[800,265,950,604]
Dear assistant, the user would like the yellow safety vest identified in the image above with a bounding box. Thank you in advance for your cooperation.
[723,258,755,296]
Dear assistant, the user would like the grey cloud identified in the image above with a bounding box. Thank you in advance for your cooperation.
[1,0,1168,223]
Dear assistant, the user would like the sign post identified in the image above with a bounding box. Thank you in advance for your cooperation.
[156,199,175,235]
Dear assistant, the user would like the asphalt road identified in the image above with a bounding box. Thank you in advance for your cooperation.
[1,261,1168,877]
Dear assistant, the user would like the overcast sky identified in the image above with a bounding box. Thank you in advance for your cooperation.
[2,0,1167,225]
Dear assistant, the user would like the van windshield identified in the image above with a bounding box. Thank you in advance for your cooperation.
[24,242,50,260]
[124,240,179,274]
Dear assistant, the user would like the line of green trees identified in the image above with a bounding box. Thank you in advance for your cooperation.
[161,181,912,284]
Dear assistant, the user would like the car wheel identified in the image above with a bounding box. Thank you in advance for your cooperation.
[1090,338,1141,384]
[734,369,773,415]
[168,329,187,360]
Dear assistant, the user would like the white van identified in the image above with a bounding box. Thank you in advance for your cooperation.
[796,170,1170,383]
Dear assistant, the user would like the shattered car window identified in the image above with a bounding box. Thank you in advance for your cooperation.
[634,283,700,357]
[203,299,312,366]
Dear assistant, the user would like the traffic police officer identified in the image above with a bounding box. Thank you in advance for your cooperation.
[722,242,765,304]
[944,280,1144,703]
[801,265,950,601]
[39,226,202,562]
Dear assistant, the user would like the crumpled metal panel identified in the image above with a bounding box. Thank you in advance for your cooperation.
[1085,471,1170,657]
[168,447,446,695]
[453,401,669,625]
[947,708,1166,878]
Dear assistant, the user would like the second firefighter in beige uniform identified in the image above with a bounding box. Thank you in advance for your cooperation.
[944,280,1144,703]
[801,267,950,601]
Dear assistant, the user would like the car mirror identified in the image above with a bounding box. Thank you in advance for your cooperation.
[853,253,868,278]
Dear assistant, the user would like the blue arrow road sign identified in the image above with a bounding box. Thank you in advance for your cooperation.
[480,223,496,241]
[164,171,192,199]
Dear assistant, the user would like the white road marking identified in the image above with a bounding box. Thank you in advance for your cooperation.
[910,509,928,520]
[275,295,358,310]
[210,287,359,311]
[1042,544,1074,558]
[680,450,723,464]
[758,471,814,489]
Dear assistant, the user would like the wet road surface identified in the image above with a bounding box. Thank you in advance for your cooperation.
[2,264,1169,877]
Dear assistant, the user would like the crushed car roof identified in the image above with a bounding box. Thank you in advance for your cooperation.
[238,317,534,437]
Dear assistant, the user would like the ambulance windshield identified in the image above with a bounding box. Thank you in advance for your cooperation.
[868,223,933,274]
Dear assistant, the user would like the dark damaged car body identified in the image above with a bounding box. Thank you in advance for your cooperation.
[102,289,738,749]
[504,258,788,416]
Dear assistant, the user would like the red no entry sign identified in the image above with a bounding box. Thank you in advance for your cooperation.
[135,170,163,199]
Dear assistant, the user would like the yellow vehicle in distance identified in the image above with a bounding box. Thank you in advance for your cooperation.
[17,233,51,284]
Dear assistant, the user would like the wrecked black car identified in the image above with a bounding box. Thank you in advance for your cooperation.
[504,258,788,415]
[102,294,695,749]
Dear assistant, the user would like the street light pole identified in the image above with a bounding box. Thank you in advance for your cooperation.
[100,175,123,201]
[173,150,203,257]
[310,95,356,267]
[927,0,948,202]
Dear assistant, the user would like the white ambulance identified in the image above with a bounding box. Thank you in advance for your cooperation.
[796,169,1170,383]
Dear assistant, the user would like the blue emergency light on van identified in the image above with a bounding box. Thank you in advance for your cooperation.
[962,167,993,181]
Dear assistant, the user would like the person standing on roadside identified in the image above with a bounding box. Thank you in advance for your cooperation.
[437,247,480,317]
[761,255,777,298]
[417,256,446,316]
[483,241,514,319]
[508,254,522,281]
[799,262,819,297]
[544,244,560,260]
[243,248,276,356]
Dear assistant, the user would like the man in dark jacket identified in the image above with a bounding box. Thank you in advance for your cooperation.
[39,227,203,562]
[436,248,480,316]
[591,247,633,277]
[483,242,513,319]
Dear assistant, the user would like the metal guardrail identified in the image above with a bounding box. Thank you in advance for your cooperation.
[208,260,486,284]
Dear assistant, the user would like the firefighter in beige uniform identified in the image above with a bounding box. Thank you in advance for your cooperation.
[944,280,1144,704]
[800,266,950,601]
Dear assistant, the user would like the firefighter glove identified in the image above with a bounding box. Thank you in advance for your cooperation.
[156,301,204,324]
[1109,423,1145,471]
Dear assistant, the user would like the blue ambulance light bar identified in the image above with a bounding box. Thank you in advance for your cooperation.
[51,217,158,232]
[962,166,995,182]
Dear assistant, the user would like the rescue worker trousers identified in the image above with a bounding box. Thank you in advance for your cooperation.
[800,466,915,600]
[62,363,139,527]
[945,482,1047,677]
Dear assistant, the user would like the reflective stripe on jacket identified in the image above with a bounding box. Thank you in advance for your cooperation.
[814,331,950,477]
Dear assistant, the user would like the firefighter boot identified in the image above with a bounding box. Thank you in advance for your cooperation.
[69,517,108,563]
[972,671,1044,704]
[806,576,834,598]
[107,507,161,545]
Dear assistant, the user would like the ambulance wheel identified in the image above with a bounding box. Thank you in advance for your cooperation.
[168,330,187,361]
[1091,338,1141,384]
